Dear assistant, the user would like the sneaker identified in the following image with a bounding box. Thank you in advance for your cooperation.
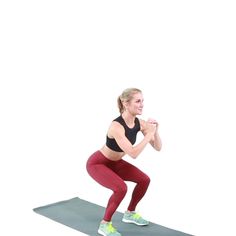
[122,211,149,226]
[98,222,122,236]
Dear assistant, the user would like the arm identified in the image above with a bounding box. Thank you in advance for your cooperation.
[149,129,162,151]
[140,118,162,151]
[108,121,155,159]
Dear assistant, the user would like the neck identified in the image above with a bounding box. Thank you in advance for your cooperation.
[121,112,136,126]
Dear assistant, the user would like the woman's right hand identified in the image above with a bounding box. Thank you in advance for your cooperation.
[145,123,157,139]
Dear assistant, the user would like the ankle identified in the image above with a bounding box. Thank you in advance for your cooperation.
[126,210,135,213]
[101,220,109,224]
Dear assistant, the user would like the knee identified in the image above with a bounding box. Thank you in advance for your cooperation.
[141,175,151,186]
[115,182,127,198]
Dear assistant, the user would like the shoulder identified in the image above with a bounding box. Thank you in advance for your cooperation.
[113,115,122,122]
[111,116,126,130]
[138,118,148,132]
[107,119,125,138]
[111,120,124,129]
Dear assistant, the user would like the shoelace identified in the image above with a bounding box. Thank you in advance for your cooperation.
[107,222,116,233]
[132,213,141,219]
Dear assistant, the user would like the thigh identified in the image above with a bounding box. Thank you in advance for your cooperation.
[112,160,149,182]
[88,163,125,190]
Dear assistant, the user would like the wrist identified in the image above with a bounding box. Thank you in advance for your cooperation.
[145,133,153,141]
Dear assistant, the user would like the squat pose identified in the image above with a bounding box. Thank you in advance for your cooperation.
[86,88,162,236]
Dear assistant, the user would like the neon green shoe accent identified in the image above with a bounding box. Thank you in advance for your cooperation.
[98,222,121,236]
[122,211,149,226]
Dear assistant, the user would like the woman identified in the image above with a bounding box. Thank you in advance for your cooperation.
[86,88,162,236]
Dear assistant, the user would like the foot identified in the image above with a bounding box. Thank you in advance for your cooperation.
[122,211,149,226]
[98,221,122,236]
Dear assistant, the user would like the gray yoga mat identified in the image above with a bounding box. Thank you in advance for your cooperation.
[33,197,193,236]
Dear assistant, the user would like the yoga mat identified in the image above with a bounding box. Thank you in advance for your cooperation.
[33,197,193,236]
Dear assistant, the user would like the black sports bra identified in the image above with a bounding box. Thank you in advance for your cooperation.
[106,116,140,152]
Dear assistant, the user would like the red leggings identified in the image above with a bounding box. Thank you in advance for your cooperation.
[86,150,150,222]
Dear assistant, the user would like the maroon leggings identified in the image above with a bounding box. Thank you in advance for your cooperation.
[86,150,150,222]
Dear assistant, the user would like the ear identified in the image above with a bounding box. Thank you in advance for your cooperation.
[123,101,129,110]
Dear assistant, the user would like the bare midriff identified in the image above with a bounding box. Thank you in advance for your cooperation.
[100,145,126,161]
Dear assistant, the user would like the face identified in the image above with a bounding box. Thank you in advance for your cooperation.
[125,92,144,115]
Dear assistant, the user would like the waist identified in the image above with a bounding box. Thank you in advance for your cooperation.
[87,148,124,166]
[101,145,125,161]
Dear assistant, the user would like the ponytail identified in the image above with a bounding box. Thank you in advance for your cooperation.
[117,96,124,114]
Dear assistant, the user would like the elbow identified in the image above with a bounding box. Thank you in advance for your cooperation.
[155,144,162,151]
[129,152,139,159]
[155,140,162,151]
[131,154,138,159]
[124,146,139,159]
[127,149,139,159]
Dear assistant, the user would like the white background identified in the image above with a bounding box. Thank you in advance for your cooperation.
[1,1,236,236]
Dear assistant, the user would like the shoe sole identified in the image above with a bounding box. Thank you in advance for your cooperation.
[98,229,106,236]
[98,229,121,236]
[122,218,149,226]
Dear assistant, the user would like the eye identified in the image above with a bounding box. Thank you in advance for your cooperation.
[136,99,144,103]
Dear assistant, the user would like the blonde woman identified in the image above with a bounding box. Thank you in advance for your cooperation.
[86,88,162,236]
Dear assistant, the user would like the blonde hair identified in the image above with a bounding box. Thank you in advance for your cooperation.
[117,88,142,114]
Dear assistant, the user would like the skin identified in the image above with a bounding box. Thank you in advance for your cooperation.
[100,92,162,161]
[100,92,162,224]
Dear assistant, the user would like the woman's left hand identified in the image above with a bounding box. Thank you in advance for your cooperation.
[147,118,158,125]
[147,118,159,133]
